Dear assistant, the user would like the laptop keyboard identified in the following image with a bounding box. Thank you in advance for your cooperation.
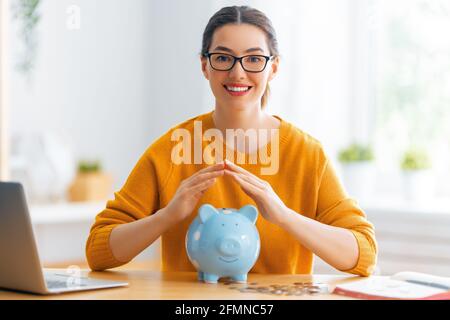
[43,272,127,291]
[47,279,79,289]
[45,275,89,289]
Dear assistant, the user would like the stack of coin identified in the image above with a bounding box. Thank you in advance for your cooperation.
[224,280,329,296]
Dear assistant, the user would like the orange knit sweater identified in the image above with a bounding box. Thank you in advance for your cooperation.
[86,111,377,276]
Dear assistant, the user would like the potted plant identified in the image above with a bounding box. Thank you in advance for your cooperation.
[401,148,434,203]
[12,0,41,74]
[67,160,113,202]
[338,143,375,202]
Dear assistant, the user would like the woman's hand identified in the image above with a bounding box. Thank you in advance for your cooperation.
[165,163,224,222]
[223,159,288,225]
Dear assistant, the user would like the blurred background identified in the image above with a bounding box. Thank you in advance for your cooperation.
[0,0,449,275]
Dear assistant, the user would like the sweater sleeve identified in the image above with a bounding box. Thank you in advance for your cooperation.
[85,149,161,271]
[315,152,378,277]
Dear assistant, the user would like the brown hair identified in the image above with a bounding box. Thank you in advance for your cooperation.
[201,6,279,109]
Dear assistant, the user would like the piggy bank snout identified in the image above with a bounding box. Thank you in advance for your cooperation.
[216,237,241,257]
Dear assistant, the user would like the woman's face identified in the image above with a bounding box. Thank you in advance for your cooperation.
[201,23,279,111]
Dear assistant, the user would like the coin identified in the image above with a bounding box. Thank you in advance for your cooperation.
[308,285,328,294]
[256,286,267,289]
[272,290,284,295]
[307,288,321,295]
[233,282,328,296]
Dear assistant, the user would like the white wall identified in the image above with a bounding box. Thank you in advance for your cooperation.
[9,0,357,194]
[214,0,354,161]
[0,0,10,180]
[147,0,215,121]
[8,0,216,264]
[9,0,211,193]
[278,0,353,160]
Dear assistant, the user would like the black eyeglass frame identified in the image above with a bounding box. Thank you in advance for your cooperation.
[203,52,274,73]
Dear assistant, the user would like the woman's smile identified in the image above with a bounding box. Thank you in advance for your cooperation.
[223,83,253,96]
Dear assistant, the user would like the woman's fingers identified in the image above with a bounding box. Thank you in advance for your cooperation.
[182,163,224,186]
[189,177,217,194]
[188,169,224,187]
[226,170,261,197]
[224,159,264,184]
[224,169,265,189]
[197,162,224,174]
[224,159,247,174]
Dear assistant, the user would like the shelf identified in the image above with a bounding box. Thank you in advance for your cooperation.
[29,201,106,225]
[27,196,450,226]
[360,196,450,217]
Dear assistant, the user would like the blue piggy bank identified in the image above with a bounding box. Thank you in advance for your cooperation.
[186,204,260,284]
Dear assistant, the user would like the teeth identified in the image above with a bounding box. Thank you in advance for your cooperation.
[226,86,250,92]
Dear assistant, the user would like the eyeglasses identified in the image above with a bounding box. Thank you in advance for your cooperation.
[203,52,274,73]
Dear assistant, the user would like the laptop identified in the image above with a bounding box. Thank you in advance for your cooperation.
[0,181,129,294]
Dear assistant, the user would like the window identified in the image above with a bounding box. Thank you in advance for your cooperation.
[0,0,10,180]
[373,0,450,199]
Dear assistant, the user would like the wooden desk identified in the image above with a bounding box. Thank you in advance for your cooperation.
[0,261,369,300]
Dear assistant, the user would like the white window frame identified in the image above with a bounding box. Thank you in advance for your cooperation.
[0,0,10,181]
[351,0,450,204]
[348,0,378,145]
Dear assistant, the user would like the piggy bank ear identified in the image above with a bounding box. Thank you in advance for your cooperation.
[239,205,258,224]
[199,204,218,224]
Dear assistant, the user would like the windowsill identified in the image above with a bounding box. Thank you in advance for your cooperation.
[360,196,450,216]
[27,200,159,265]
[27,195,450,226]
[29,201,106,225]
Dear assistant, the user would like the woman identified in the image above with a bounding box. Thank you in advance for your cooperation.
[86,6,377,276]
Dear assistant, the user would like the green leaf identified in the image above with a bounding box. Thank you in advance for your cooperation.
[78,161,102,173]
[338,144,374,163]
[401,148,431,170]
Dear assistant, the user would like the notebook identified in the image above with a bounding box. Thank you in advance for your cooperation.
[333,271,450,300]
